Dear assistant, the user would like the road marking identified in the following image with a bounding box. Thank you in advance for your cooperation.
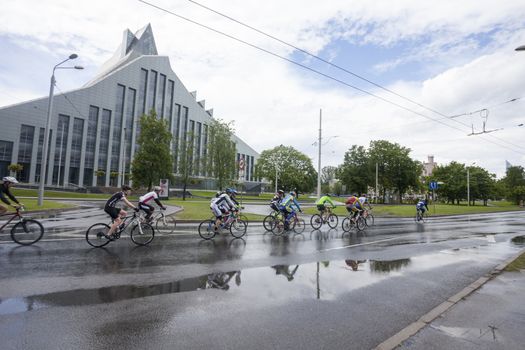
[319,236,401,252]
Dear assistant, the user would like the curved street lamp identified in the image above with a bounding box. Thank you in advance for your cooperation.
[515,45,525,51]
[37,54,83,206]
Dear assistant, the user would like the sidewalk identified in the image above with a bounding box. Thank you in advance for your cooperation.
[376,249,525,350]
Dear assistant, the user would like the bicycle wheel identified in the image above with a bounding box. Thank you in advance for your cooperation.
[356,217,366,231]
[327,214,338,229]
[293,218,306,234]
[85,223,111,248]
[239,214,249,226]
[155,215,177,233]
[271,219,286,236]
[310,214,323,230]
[11,219,44,246]
[365,213,375,226]
[230,219,247,238]
[198,219,216,240]
[130,223,155,246]
[341,217,354,232]
[263,214,276,231]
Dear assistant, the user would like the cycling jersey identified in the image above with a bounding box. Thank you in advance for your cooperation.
[416,201,429,211]
[0,182,19,205]
[105,192,125,209]
[316,196,335,207]
[280,194,301,211]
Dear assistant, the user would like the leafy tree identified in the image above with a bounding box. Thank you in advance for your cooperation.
[466,166,496,206]
[501,166,525,204]
[131,111,173,190]
[432,162,466,204]
[336,145,370,195]
[368,140,422,203]
[176,131,195,201]
[321,166,337,184]
[256,145,317,193]
[204,119,237,191]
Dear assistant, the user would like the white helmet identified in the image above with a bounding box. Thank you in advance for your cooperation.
[2,176,18,184]
[153,186,161,191]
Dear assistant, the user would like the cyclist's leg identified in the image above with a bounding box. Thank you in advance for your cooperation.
[105,207,121,237]
[211,204,222,230]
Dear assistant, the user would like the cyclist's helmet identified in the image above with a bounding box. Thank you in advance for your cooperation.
[122,185,131,191]
[225,188,232,194]
[278,189,284,195]
[2,176,18,184]
[154,186,161,191]
[290,191,296,196]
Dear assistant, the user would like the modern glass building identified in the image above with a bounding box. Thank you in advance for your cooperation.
[0,24,259,189]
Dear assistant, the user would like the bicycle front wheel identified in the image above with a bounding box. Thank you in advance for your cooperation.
[85,223,111,248]
[293,218,306,234]
[365,213,375,226]
[263,214,276,231]
[155,215,177,233]
[341,217,354,232]
[310,214,323,230]
[271,219,286,236]
[327,214,338,229]
[230,219,247,238]
[356,217,366,231]
[11,219,44,245]
[198,219,216,240]
[131,223,155,246]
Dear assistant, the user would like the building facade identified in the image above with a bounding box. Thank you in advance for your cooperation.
[423,155,437,177]
[0,24,259,188]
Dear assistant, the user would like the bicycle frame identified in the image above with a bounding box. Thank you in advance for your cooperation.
[0,209,23,231]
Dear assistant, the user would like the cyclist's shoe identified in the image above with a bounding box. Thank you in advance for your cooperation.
[118,223,125,231]
[284,222,290,231]
[103,233,115,241]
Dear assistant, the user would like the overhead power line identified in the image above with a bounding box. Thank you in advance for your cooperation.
[138,0,525,155]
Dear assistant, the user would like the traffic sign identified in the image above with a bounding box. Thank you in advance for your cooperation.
[429,181,438,190]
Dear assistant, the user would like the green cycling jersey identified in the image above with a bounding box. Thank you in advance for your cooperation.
[316,195,335,207]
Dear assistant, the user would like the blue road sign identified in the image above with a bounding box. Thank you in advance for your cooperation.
[429,181,438,190]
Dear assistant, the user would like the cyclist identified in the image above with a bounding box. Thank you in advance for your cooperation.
[316,193,336,222]
[210,189,237,231]
[0,176,22,215]
[270,189,285,212]
[416,198,429,217]
[139,186,167,223]
[345,194,363,222]
[104,185,138,239]
[279,191,302,230]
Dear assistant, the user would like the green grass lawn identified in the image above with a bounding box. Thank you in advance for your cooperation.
[505,251,525,272]
[3,199,73,212]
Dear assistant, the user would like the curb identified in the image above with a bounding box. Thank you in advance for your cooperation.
[374,248,525,350]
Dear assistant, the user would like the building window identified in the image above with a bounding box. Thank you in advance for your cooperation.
[166,80,174,125]
[157,73,166,118]
[17,125,35,182]
[173,103,181,173]
[125,87,136,174]
[138,68,148,116]
[35,128,51,184]
[84,106,99,180]
[147,69,157,113]
[53,114,70,185]
[69,118,84,184]
[196,122,202,175]
[202,124,208,177]
[0,140,13,179]
[98,109,112,178]
[111,84,126,172]
[250,155,255,181]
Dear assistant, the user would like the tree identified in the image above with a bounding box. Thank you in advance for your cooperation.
[432,162,466,204]
[177,130,196,201]
[501,166,525,204]
[255,145,317,193]
[204,119,237,191]
[337,145,370,195]
[321,166,337,184]
[466,166,496,206]
[8,163,23,179]
[368,140,422,203]
[131,110,173,190]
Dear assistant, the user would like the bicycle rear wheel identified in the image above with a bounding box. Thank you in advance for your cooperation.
[271,219,286,236]
[293,218,306,234]
[310,214,322,230]
[131,223,155,246]
[11,219,44,245]
[230,219,247,238]
[263,214,276,231]
[155,215,177,233]
[85,223,111,248]
[327,214,338,229]
[198,219,216,240]
[341,217,354,232]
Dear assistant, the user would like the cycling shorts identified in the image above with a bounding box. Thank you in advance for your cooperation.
[104,207,121,220]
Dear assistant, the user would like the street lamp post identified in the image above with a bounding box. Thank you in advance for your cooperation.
[515,45,525,51]
[120,127,127,187]
[37,54,83,206]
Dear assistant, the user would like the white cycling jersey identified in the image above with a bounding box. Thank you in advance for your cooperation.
[139,191,158,204]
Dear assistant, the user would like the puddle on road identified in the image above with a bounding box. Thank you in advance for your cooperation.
[1,242,518,316]
[511,235,525,245]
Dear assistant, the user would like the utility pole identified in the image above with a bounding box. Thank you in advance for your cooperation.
[317,109,322,200]
[375,162,379,201]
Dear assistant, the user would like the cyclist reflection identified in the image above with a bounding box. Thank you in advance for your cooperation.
[272,265,299,281]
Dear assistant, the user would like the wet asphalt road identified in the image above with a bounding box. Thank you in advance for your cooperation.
[0,205,524,350]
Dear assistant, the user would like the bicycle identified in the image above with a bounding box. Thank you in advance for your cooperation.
[0,206,44,245]
[415,208,427,223]
[362,207,375,227]
[198,210,247,240]
[151,208,177,233]
[86,211,155,247]
[341,210,366,232]
[271,210,305,236]
[310,206,338,229]
[263,210,283,231]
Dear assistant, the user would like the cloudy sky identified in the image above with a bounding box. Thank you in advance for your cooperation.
[1,0,525,177]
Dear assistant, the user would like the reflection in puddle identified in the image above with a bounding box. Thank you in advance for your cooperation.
[0,244,518,315]
[511,235,525,245]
